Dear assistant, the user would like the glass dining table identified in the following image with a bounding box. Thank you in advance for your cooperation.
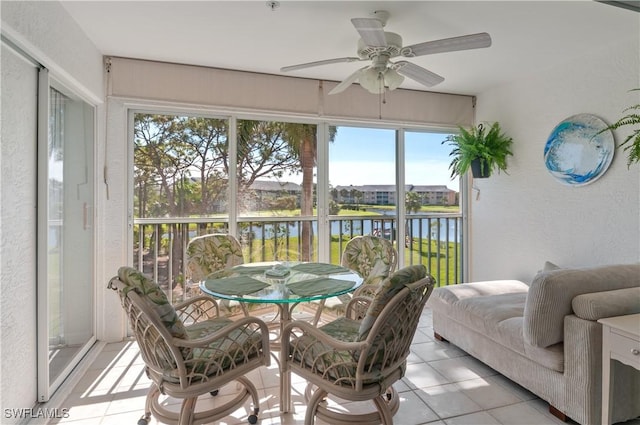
[200,261,363,335]
[200,261,364,413]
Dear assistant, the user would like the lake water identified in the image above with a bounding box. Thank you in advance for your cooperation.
[241,216,461,243]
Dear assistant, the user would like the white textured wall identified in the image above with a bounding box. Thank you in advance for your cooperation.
[470,37,640,283]
[1,1,103,103]
[0,44,39,417]
[0,0,103,415]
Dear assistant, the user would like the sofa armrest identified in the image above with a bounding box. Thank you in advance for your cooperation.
[524,263,640,348]
[572,287,640,321]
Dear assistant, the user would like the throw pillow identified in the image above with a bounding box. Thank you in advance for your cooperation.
[524,261,561,286]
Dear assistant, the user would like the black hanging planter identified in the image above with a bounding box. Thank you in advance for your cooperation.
[471,158,491,178]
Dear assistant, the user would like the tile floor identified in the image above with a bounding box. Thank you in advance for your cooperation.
[42,307,637,425]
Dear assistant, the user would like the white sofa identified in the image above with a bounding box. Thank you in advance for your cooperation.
[427,263,640,425]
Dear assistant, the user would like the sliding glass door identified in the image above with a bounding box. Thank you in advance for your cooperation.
[38,70,96,401]
[328,126,397,263]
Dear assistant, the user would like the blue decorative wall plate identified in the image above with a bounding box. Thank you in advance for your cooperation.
[544,114,614,186]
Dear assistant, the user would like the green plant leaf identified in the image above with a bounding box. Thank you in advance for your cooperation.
[442,122,513,178]
[597,88,640,168]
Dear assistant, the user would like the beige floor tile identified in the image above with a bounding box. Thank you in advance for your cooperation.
[444,411,502,425]
[411,340,467,362]
[392,390,440,424]
[428,356,496,383]
[404,362,453,389]
[488,401,567,425]
[415,382,483,419]
[456,377,523,410]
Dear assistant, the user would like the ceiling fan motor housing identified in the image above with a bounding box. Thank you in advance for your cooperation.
[357,32,403,60]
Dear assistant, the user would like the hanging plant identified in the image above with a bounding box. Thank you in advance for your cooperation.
[443,122,514,179]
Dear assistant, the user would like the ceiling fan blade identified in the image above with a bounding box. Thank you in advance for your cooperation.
[402,32,492,57]
[394,61,444,87]
[351,18,387,47]
[281,57,361,72]
[328,66,368,95]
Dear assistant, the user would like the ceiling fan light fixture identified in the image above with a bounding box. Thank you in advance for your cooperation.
[384,68,404,90]
[359,67,404,94]
[359,67,385,94]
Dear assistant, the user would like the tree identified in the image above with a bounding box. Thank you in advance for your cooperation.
[135,114,195,218]
[173,117,228,214]
[351,189,363,209]
[134,114,197,288]
[133,115,338,282]
[281,124,337,261]
[405,191,423,247]
[405,191,422,213]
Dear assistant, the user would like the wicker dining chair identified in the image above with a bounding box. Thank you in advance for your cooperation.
[280,265,435,424]
[341,235,398,298]
[108,266,270,425]
[185,233,246,313]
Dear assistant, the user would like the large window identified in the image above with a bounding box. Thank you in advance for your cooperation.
[405,131,462,283]
[328,126,397,263]
[236,120,320,263]
[133,115,324,299]
[327,126,461,282]
[132,113,463,301]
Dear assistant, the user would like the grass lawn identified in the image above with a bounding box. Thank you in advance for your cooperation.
[245,234,460,286]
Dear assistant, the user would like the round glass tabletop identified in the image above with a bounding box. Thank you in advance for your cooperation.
[200,261,363,304]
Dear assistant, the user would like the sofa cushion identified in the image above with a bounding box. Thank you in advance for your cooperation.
[524,263,640,348]
[430,280,529,307]
[429,280,566,372]
[572,287,640,321]
[429,280,529,348]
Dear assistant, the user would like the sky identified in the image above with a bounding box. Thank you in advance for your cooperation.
[327,126,459,191]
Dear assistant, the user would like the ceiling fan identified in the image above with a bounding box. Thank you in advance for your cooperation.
[280,10,492,95]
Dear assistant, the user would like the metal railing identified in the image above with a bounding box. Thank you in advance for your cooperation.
[133,213,463,303]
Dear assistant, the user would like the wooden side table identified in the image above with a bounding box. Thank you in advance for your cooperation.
[598,313,640,425]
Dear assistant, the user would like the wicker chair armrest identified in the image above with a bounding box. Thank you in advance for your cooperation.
[345,296,373,320]
[353,284,379,298]
[174,296,220,323]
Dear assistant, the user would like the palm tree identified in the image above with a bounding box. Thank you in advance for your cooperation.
[283,124,337,260]
[405,191,422,247]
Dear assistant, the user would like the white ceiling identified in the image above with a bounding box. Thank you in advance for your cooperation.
[60,1,638,96]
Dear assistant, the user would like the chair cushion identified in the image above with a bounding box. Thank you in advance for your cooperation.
[341,236,395,286]
[289,317,364,384]
[181,318,264,379]
[117,266,188,339]
[186,234,244,282]
[358,265,427,339]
